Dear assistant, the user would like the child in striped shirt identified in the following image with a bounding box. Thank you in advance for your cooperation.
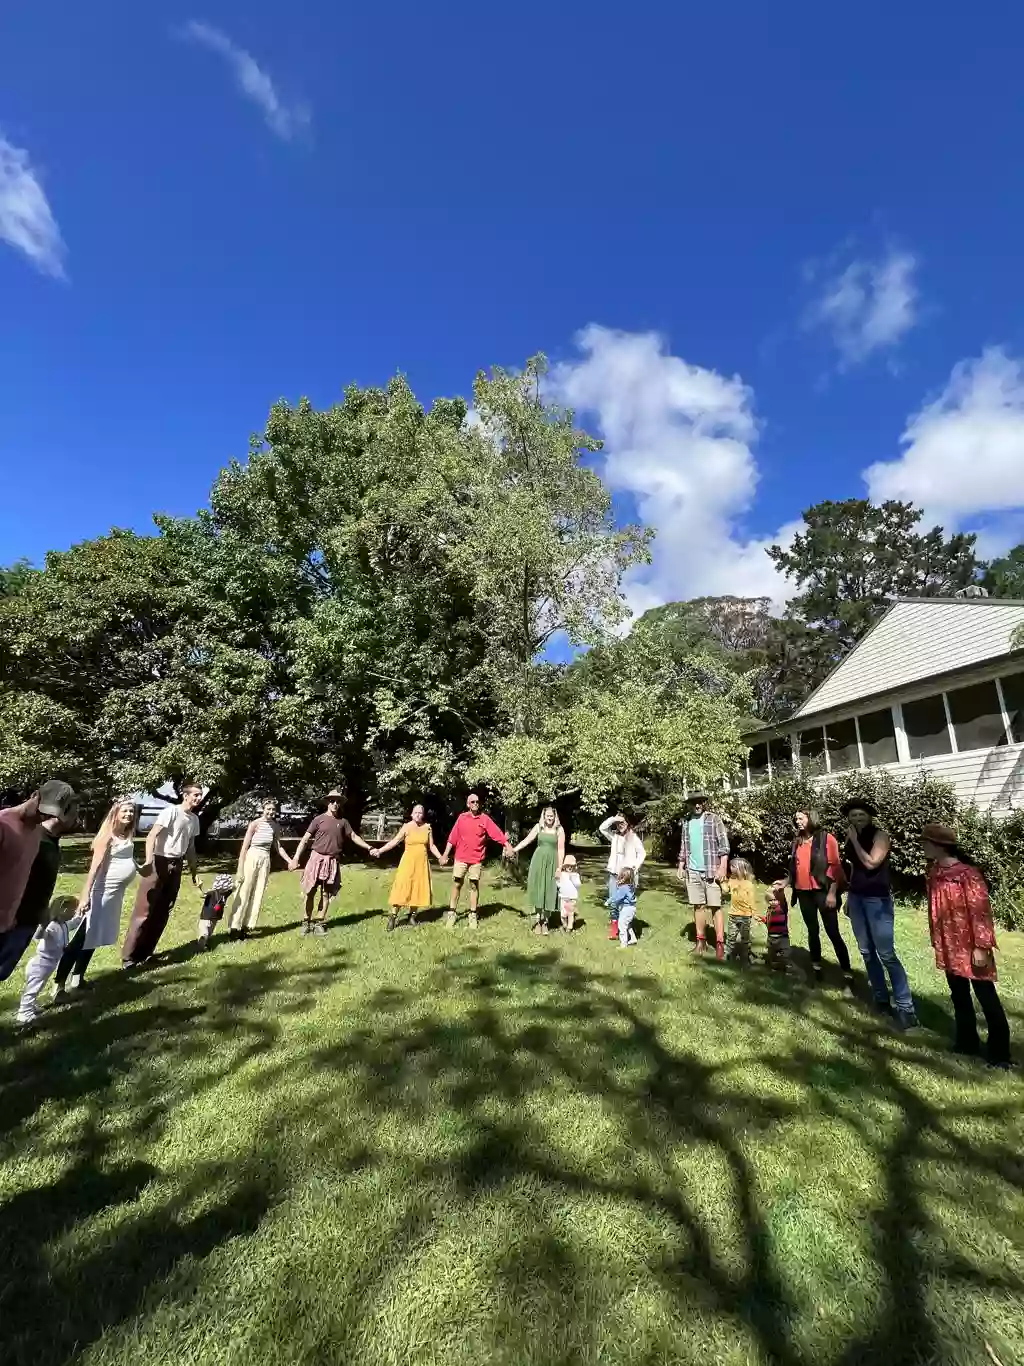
[761,887,791,972]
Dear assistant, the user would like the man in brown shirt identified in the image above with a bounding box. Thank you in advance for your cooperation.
[292,791,373,934]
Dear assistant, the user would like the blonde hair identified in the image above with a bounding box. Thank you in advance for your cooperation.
[617,865,635,887]
[539,805,561,829]
[729,858,754,881]
[47,895,79,924]
[93,798,137,853]
[561,854,577,869]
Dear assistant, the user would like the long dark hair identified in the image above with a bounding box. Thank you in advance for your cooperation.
[795,809,820,836]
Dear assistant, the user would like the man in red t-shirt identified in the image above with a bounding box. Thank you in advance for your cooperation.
[441,793,510,929]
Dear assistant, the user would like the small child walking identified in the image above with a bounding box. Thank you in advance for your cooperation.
[725,858,757,964]
[17,896,83,1026]
[558,856,581,932]
[761,886,791,971]
[197,874,235,951]
[609,867,638,948]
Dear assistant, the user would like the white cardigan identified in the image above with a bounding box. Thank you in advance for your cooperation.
[598,817,647,877]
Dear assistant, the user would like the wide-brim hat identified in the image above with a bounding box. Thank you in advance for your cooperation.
[325,790,344,802]
[685,792,710,806]
[840,796,878,818]
[921,822,958,847]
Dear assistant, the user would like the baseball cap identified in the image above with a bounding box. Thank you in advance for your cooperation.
[37,780,78,819]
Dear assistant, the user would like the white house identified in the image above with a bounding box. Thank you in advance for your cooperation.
[739,597,1024,814]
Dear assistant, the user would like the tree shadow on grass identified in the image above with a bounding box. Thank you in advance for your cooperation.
[2,938,1022,1365]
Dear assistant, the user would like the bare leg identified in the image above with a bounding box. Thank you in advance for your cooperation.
[304,888,317,923]
[468,880,480,923]
[693,907,707,951]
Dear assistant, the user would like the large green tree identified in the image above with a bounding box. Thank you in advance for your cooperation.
[983,543,1024,599]
[767,498,982,701]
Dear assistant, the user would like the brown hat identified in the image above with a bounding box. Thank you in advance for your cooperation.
[921,822,957,847]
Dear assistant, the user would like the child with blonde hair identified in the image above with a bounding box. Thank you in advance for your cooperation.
[558,855,581,932]
[608,866,638,947]
[17,896,83,1025]
[725,857,757,964]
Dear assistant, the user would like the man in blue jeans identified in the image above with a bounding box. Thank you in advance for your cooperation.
[841,797,917,1031]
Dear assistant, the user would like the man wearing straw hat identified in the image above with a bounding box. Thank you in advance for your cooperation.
[291,790,374,935]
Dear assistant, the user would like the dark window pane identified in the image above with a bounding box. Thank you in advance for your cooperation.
[824,717,860,772]
[798,727,828,776]
[903,695,952,760]
[858,708,898,766]
[769,736,793,774]
[1000,672,1024,744]
[946,681,1008,753]
[748,743,769,786]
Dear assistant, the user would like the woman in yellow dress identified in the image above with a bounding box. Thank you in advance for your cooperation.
[371,804,442,931]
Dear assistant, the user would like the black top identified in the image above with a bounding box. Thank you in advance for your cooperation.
[844,823,890,897]
[14,830,61,927]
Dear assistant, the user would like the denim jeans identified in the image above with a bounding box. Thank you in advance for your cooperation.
[846,894,914,1013]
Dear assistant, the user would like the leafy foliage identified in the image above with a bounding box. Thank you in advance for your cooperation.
[983,542,1024,599]
[767,499,982,700]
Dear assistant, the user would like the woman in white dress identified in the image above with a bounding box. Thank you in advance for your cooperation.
[229,798,294,940]
[54,800,147,997]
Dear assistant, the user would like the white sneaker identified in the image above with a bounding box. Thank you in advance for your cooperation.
[446,911,457,929]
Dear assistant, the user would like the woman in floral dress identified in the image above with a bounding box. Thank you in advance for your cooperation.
[921,823,1011,1069]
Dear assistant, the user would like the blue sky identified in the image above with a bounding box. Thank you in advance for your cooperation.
[3,0,1024,611]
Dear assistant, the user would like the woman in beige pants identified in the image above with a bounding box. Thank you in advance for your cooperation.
[229,800,294,940]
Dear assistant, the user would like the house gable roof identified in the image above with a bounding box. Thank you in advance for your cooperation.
[792,597,1024,721]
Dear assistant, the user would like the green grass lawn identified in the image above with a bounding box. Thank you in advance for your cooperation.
[2,850,1023,1366]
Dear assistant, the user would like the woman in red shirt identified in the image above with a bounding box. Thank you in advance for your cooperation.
[922,823,1010,1069]
[775,810,853,983]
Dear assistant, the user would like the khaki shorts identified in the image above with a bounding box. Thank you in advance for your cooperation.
[687,872,722,908]
[452,861,482,884]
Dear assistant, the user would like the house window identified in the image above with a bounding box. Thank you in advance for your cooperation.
[769,735,793,774]
[824,717,860,772]
[946,680,1009,753]
[798,727,828,776]
[902,694,953,760]
[1000,672,1024,744]
[748,742,770,786]
[858,708,898,766]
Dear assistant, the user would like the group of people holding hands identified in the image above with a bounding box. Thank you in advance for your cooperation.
[0,780,1012,1068]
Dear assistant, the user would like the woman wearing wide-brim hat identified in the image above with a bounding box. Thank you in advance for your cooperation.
[920,823,1011,1068]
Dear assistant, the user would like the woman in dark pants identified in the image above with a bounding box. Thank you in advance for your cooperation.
[775,809,853,983]
[921,823,1010,1069]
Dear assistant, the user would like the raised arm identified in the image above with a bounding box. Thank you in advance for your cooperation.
[849,827,890,871]
[78,832,113,912]
[598,816,618,843]
[512,824,539,855]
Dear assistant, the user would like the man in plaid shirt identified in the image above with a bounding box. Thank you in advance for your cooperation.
[677,793,730,959]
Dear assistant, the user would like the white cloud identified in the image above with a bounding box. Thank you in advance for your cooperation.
[0,132,66,278]
[808,248,917,367]
[865,348,1024,535]
[182,21,310,141]
[551,325,794,617]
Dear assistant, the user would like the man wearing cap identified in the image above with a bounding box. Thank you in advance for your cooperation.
[0,797,79,982]
[0,781,78,938]
[292,791,374,935]
[842,797,917,1030]
[677,792,730,959]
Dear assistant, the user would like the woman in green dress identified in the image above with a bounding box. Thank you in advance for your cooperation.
[511,806,565,935]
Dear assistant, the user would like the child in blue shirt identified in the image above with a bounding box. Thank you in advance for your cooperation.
[609,867,638,948]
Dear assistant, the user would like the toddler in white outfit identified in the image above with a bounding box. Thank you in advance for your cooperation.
[558,856,581,932]
[17,896,83,1025]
